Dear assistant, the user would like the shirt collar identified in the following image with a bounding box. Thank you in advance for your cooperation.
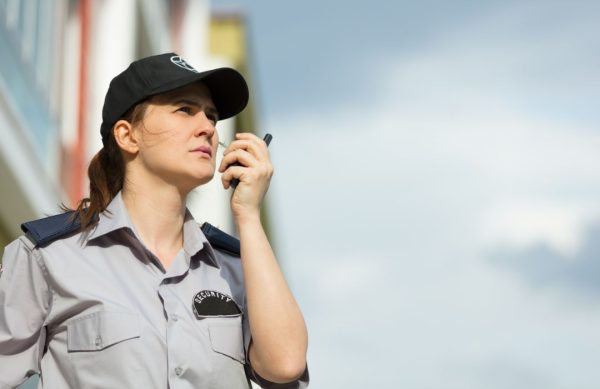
[86,192,220,268]
[86,192,134,241]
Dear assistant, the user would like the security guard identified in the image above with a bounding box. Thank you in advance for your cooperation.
[0,53,309,388]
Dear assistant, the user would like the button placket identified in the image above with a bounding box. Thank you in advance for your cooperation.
[161,284,189,382]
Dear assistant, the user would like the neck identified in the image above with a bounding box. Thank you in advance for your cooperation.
[121,181,188,269]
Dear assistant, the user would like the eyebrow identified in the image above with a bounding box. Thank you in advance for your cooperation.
[174,98,219,120]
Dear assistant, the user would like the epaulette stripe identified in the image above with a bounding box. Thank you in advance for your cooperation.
[21,211,82,246]
[201,222,240,256]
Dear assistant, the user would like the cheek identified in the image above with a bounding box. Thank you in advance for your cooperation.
[138,122,176,147]
[139,132,185,167]
[145,127,191,154]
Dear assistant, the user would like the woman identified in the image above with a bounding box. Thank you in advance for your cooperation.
[0,53,308,388]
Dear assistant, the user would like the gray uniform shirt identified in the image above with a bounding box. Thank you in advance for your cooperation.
[0,193,308,389]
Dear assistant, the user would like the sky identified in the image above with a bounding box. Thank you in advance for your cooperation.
[210,0,600,388]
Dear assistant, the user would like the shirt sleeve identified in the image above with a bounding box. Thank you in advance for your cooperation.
[241,299,310,388]
[0,237,51,388]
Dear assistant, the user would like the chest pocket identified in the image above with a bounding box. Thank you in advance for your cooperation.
[65,310,150,388]
[207,314,246,364]
[67,310,140,351]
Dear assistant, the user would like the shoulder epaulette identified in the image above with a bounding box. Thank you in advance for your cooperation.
[21,211,82,246]
[201,222,240,256]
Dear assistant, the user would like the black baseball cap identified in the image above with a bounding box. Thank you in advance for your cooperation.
[100,52,249,145]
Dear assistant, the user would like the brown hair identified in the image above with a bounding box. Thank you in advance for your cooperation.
[73,101,149,228]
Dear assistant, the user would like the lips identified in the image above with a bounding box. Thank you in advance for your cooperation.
[191,145,212,158]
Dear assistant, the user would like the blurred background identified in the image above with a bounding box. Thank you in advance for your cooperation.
[2,0,600,388]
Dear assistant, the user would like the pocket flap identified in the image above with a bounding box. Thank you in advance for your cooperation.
[67,310,140,351]
[208,315,245,363]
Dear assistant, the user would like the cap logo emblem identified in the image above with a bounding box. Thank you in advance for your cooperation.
[170,55,199,73]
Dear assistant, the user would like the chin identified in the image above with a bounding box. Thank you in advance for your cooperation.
[195,176,214,187]
[193,170,216,186]
[171,168,215,193]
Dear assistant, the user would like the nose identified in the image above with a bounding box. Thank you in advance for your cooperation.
[194,111,216,138]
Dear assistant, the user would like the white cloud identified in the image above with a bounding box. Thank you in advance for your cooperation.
[480,203,598,256]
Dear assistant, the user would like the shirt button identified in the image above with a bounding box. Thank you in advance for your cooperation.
[94,335,102,348]
[174,367,183,376]
[172,314,179,322]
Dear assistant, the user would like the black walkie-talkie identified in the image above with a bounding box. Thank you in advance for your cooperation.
[230,133,273,189]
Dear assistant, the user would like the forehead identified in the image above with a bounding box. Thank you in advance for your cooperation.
[151,82,214,106]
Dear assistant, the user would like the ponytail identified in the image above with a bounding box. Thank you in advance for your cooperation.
[73,101,149,229]
[75,136,124,228]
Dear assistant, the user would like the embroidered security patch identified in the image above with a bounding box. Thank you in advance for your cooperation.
[192,290,241,318]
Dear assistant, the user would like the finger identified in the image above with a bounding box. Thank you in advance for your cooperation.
[219,149,259,173]
[221,162,273,187]
[223,138,268,160]
[220,165,246,189]
[234,132,263,142]
[233,132,270,152]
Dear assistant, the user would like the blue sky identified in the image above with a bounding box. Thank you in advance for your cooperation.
[212,0,600,387]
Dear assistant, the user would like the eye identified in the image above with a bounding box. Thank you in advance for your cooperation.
[176,106,193,115]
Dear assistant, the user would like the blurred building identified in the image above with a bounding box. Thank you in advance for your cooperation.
[0,0,65,249]
[1,1,260,388]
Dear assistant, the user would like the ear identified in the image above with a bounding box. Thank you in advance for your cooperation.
[113,119,139,155]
